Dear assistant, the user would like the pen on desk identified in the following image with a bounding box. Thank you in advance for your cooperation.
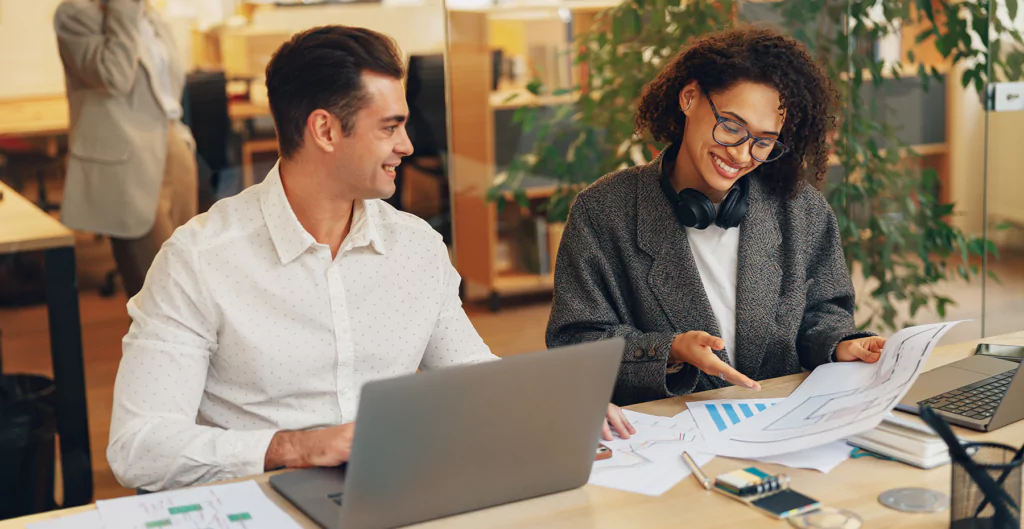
[681,451,711,491]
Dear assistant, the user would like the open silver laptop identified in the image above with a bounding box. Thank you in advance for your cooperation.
[269,338,624,529]
[896,353,1024,432]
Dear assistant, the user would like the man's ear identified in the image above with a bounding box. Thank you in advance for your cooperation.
[306,109,338,154]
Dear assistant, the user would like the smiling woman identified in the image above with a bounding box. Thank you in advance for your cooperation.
[546,27,887,406]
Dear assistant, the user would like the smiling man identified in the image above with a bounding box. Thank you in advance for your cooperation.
[107,26,634,492]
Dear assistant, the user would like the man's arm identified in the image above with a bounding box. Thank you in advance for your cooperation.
[107,237,278,491]
[53,0,143,96]
[420,236,498,369]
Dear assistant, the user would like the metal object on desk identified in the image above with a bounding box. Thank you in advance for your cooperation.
[681,450,711,490]
[878,487,949,513]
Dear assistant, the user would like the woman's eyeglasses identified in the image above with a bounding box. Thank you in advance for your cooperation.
[704,90,789,163]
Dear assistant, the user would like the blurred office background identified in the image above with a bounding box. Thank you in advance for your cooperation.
[0,0,1021,508]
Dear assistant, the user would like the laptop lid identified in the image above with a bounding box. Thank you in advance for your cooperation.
[337,338,624,529]
[987,357,1024,431]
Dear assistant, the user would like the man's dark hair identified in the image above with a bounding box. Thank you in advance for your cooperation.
[636,27,839,198]
[265,26,405,158]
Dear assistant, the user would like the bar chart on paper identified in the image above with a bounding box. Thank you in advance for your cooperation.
[95,481,302,529]
[688,398,782,436]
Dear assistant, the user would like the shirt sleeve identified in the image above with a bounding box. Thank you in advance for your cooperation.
[107,236,278,492]
[419,237,498,370]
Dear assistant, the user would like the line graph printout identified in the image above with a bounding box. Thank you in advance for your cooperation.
[96,481,302,529]
[699,321,962,459]
[589,409,713,496]
[688,398,782,435]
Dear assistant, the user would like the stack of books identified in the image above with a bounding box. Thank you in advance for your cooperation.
[847,414,962,469]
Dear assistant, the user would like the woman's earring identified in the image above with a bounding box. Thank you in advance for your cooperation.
[682,98,692,112]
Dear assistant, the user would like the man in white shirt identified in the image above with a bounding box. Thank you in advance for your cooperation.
[108,25,634,492]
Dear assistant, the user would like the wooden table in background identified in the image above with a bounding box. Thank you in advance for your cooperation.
[3,331,1022,528]
[0,181,92,508]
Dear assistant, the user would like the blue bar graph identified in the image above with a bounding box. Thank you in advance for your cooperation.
[707,404,728,431]
[702,401,777,432]
[722,404,741,425]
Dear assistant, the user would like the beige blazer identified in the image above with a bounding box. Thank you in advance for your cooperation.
[54,0,187,238]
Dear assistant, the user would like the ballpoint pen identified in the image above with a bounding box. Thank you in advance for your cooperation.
[681,451,711,490]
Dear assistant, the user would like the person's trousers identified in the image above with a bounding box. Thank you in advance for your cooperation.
[110,124,198,299]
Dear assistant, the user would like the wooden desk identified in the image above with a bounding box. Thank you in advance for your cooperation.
[4,331,1022,528]
[0,182,93,508]
[0,95,271,138]
[0,97,70,139]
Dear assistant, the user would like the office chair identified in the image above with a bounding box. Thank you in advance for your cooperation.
[390,54,452,244]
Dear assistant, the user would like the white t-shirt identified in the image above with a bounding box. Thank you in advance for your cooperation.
[138,13,183,120]
[685,219,740,366]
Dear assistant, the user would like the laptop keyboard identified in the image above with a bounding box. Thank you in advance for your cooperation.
[328,492,343,506]
[918,369,1015,421]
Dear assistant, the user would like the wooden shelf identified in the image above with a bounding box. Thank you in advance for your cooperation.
[827,142,947,167]
[493,272,556,294]
[490,89,578,110]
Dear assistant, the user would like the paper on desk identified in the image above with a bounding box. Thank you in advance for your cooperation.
[698,321,962,459]
[681,404,852,473]
[96,480,302,529]
[26,511,104,529]
[589,409,714,496]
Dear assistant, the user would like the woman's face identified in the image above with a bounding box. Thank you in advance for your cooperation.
[678,81,785,200]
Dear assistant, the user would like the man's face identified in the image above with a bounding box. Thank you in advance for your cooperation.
[329,71,413,200]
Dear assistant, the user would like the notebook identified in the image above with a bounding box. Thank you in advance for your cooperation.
[847,413,961,469]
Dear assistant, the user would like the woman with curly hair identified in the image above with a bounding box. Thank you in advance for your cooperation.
[546,27,887,405]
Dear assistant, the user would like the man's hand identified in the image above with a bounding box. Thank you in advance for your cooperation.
[265,423,355,470]
[602,403,636,441]
[835,336,886,363]
[669,331,761,391]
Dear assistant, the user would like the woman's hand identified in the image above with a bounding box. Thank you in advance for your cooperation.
[835,336,887,363]
[669,331,761,390]
[602,403,636,441]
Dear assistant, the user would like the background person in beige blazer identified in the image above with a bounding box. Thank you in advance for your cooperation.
[54,0,198,299]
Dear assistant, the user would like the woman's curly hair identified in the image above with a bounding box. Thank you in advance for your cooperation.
[636,27,838,198]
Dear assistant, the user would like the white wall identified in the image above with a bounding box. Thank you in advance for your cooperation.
[247,3,447,56]
[0,0,66,100]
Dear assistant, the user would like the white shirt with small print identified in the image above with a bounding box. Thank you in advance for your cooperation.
[108,162,496,491]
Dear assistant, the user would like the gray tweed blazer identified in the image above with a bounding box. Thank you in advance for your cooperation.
[546,149,872,406]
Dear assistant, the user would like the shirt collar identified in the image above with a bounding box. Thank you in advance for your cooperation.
[260,162,387,265]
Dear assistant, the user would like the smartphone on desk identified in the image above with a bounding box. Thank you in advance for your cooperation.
[975,343,1024,363]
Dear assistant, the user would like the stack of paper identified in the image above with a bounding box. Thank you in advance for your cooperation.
[847,413,955,468]
[691,321,961,459]
[589,409,714,496]
[685,400,852,474]
[28,481,302,529]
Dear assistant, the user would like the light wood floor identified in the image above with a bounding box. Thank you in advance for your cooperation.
[1,194,1021,503]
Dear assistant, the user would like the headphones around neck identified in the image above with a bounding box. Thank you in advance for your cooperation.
[658,143,750,230]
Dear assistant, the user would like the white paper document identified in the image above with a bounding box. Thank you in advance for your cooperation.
[752,439,852,473]
[96,480,302,529]
[589,409,714,496]
[698,321,961,459]
[27,511,104,529]
[685,400,852,473]
[688,398,781,435]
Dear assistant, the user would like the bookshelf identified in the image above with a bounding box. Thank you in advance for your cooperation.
[447,2,955,310]
[448,6,603,310]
